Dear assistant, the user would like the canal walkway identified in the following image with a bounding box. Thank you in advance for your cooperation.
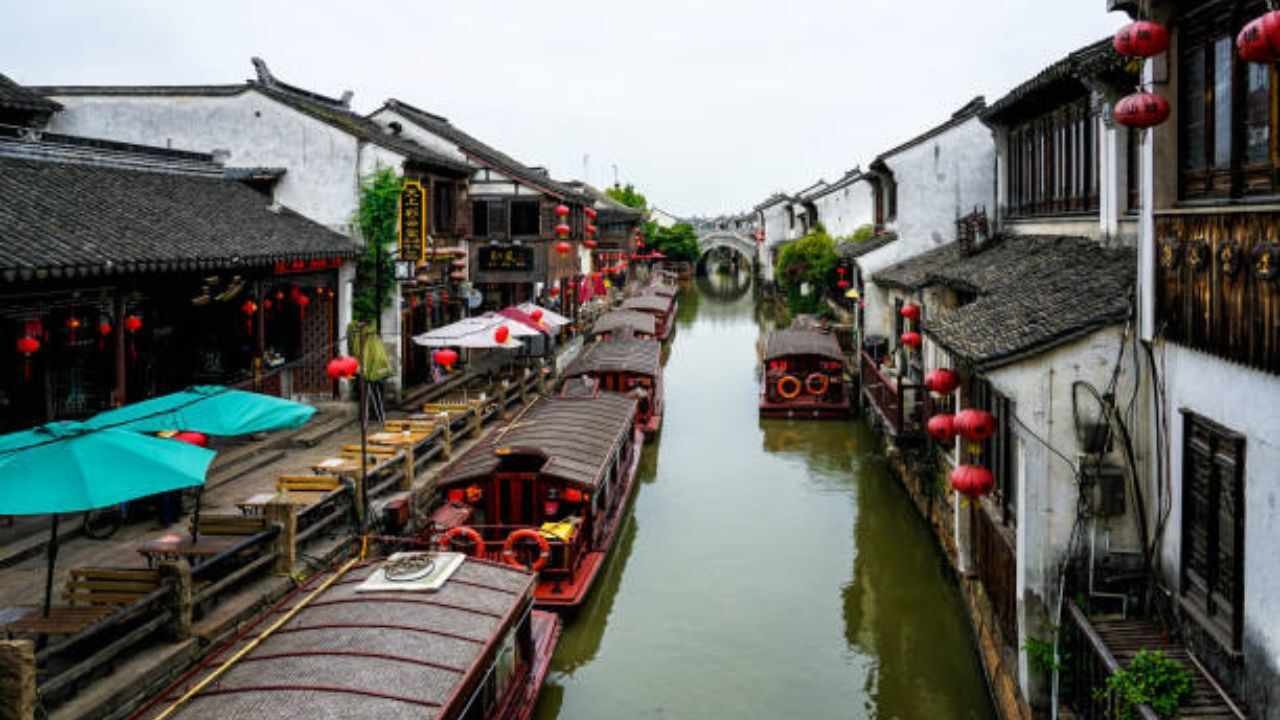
[535,271,994,719]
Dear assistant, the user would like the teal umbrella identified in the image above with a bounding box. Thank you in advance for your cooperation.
[0,421,215,616]
[84,385,317,436]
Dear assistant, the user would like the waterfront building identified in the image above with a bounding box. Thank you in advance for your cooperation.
[807,167,876,239]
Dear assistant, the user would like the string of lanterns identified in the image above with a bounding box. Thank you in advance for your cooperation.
[900,302,922,351]
[921,365,998,501]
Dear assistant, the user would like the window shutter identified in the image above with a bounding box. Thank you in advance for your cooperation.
[489,202,509,240]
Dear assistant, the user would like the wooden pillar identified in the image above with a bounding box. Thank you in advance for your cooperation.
[520,369,530,404]
[439,412,453,459]
[401,444,414,491]
[113,293,127,406]
[264,500,297,574]
[497,380,508,414]
[468,401,482,436]
[157,560,192,641]
[0,640,35,720]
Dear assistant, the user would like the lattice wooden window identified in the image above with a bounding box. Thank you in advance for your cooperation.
[1180,410,1245,651]
[1007,96,1098,217]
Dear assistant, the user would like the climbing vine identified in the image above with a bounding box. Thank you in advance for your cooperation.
[1095,649,1194,720]
[353,167,399,324]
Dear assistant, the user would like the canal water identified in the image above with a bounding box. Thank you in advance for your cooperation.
[534,269,995,719]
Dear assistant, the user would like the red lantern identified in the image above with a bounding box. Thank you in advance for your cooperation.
[549,286,561,298]
[530,309,544,322]
[1238,10,1280,63]
[954,408,996,443]
[584,238,598,249]
[1113,20,1169,58]
[16,336,39,356]
[554,223,571,238]
[326,355,359,380]
[900,331,922,350]
[837,279,850,290]
[494,325,510,344]
[900,303,921,321]
[447,488,465,504]
[554,204,570,218]
[925,368,960,395]
[172,431,209,448]
[97,320,113,351]
[294,290,311,323]
[1114,92,1170,129]
[241,299,258,335]
[585,207,598,221]
[555,240,572,255]
[837,266,846,276]
[950,465,994,499]
[927,413,957,444]
[434,348,459,370]
[124,315,143,333]
[563,487,584,504]
[587,223,598,235]
[636,239,645,249]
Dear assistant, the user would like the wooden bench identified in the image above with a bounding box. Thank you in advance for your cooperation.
[384,419,435,433]
[276,475,342,494]
[64,567,161,608]
[341,444,398,458]
[189,514,269,537]
[423,402,475,416]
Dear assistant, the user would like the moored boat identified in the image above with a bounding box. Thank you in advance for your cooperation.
[132,553,560,720]
[590,309,657,341]
[562,338,663,436]
[620,295,676,341]
[759,327,850,418]
[432,394,643,608]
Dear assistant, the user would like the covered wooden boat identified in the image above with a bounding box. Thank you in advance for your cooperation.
[433,395,642,607]
[562,338,663,436]
[590,309,656,341]
[134,553,560,720]
[759,328,850,418]
[620,295,676,341]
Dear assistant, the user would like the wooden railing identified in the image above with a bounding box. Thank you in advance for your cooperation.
[858,351,924,437]
[1059,603,1160,720]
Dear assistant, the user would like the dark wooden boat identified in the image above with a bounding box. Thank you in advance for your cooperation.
[562,338,663,436]
[759,328,850,418]
[590,310,656,341]
[433,395,642,608]
[621,295,676,341]
[133,553,560,720]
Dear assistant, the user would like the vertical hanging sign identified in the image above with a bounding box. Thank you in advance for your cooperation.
[399,179,426,263]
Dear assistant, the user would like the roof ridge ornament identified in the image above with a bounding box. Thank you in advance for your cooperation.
[250,57,275,87]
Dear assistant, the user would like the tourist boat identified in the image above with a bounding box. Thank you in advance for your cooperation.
[620,295,676,341]
[433,394,643,607]
[133,552,560,720]
[590,309,656,341]
[562,338,663,436]
[759,327,850,418]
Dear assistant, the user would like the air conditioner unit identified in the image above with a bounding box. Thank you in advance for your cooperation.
[356,551,465,593]
[1079,457,1126,518]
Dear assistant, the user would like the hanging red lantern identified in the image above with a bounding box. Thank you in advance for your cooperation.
[927,413,957,444]
[294,290,310,323]
[584,238,598,249]
[954,408,996,444]
[554,223,571,238]
[326,355,359,380]
[555,240,572,255]
[275,290,285,301]
[900,303,921,321]
[585,207,598,221]
[587,223,598,235]
[97,320,113,351]
[1114,92,1170,129]
[241,299,258,335]
[900,331,922,350]
[925,368,960,395]
[433,348,459,370]
[636,239,645,249]
[124,315,143,333]
[837,266,846,276]
[172,431,209,448]
[16,335,39,381]
[530,309,544,322]
[563,487,584,504]
[548,286,561,298]
[950,465,994,499]
[1113,20,1169,58]
[447,488,465,504]
[554,204,570,218]
[837,279,850,290]
[263,298,273,311]
[1238,10,1280,63]
[494,325,510,344]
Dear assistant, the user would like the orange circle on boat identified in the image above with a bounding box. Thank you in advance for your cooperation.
[776,374,802,400]
[501,528,551,572]
[805,373,830,396]
[439,526,486,558]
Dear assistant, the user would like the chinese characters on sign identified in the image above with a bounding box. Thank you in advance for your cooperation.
[399,180,426,262]
[479,246,535,272]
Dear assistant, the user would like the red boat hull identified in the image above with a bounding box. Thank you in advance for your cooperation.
[495,610,562,720]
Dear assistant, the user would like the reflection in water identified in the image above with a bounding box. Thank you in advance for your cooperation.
[535,275,993,719]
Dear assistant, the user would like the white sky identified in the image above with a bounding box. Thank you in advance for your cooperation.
[1,0,1124,217]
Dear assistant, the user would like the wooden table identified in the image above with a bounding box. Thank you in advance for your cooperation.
[136,533,240,568]
[236,493,279,516]
[312,457,361,475]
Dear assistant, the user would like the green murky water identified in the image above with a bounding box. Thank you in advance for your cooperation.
[534,270,995,719]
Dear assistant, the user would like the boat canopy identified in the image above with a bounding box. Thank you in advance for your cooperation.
[763,329,844,362]
[413,315,525,349]
[590,310,656,338]
[642,283,677,298]
[438,395,637,488]
[620,296,670,314]
[565,339,661,379]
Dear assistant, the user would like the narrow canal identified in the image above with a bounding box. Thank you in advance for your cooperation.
[535,268,995,719]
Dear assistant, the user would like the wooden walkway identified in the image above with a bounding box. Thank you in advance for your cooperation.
[1090,614,1243,719]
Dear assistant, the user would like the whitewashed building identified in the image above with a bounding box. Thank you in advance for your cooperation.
[808,168,875,239]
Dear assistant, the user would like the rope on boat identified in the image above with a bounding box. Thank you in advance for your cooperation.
[150,555,362,720]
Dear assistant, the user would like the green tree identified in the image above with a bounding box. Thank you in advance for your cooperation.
[648,222,700,263]
[606,183,648,210]
[353,167,400,324]
[776,224,838,314]
[849,223,876,242]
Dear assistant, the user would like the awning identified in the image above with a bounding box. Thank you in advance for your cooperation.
[518,303,571,329]
[498,307,550,335]
[413,315,524,349]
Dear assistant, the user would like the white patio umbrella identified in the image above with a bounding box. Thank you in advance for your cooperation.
[413,315,523,349]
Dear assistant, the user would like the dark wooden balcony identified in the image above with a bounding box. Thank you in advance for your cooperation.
[858,350,925,439]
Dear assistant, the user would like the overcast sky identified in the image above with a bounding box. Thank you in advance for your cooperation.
[2,1,1124,217]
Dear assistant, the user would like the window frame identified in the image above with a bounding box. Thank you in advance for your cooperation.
[1006,95,1099,218]
[431,180,455,234]
[509,200,541,238]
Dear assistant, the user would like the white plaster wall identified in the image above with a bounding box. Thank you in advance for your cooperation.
[45,91,366,233]
[368,108,469,162]
[760,203,792,283]
[880,117,995,259]
[812,180,875,238]
[1154,342,1280,673]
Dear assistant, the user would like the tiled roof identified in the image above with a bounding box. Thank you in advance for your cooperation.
[0,135,356,282]
[982,37,1136,125]
[0,73,62,113]
[875,96,986,163]
[918,236,1136,370]
[871,240,966,290]
[379,98,587,201]
[752,193,794,212]
[590,310,656,338]
[807,168,866,200]
[763,329,844,361]
[837,233,898,260]
[565,338,661,378]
